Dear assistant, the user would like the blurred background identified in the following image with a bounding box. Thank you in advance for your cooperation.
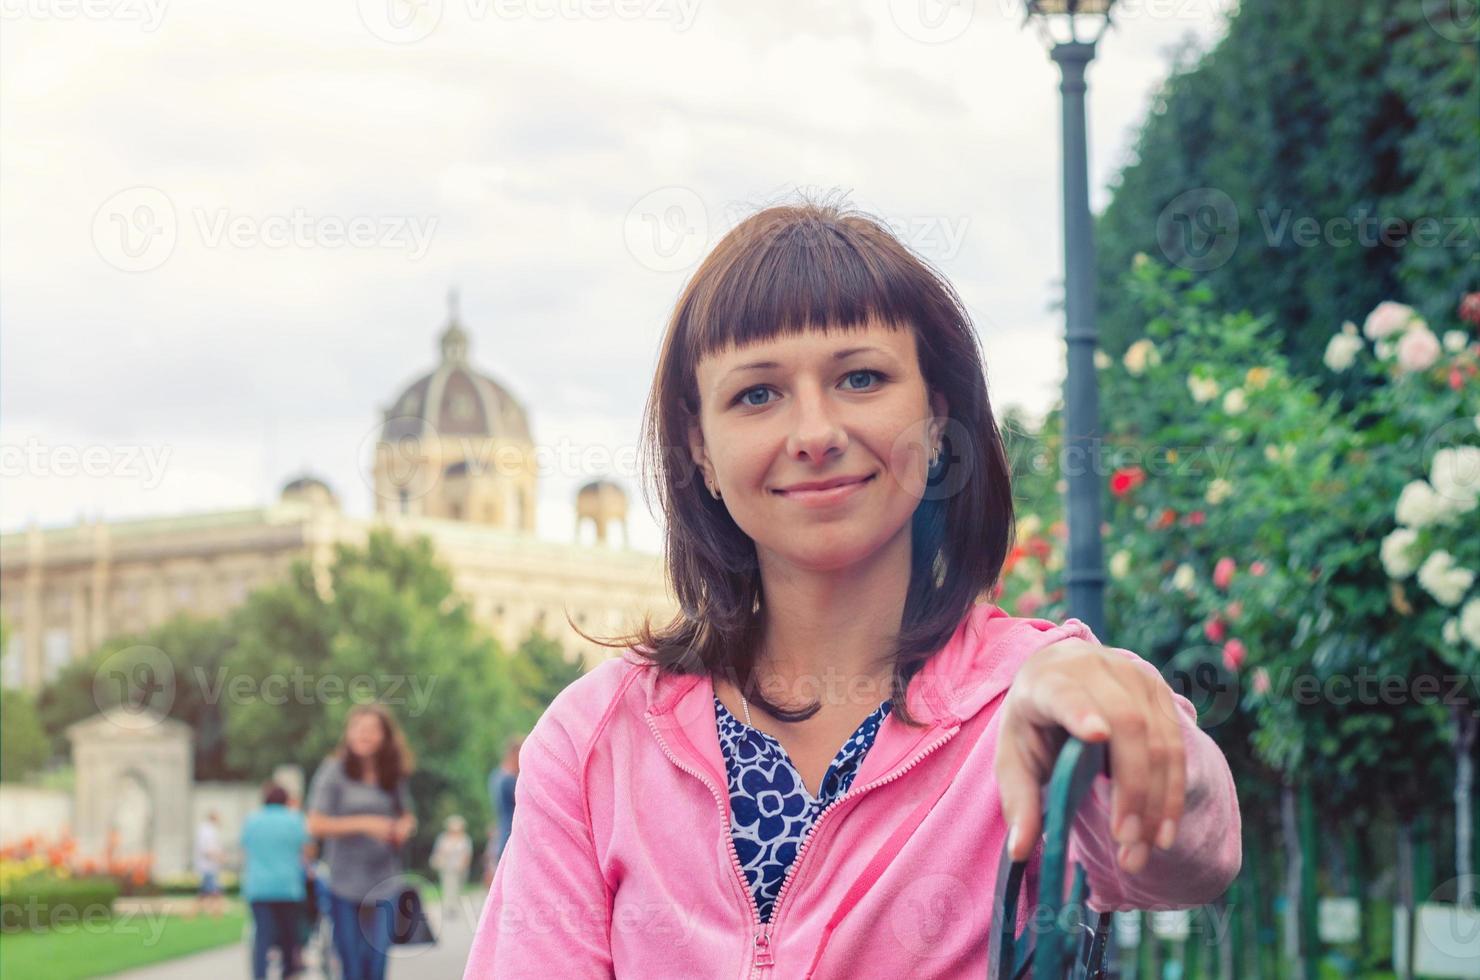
[1,1,1476,977]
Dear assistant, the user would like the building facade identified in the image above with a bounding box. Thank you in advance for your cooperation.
[0,299,674,692]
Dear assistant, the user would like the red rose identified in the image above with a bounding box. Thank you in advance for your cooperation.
[1213,556,1237,590]
[1204,616,1227,643]
[1110,466,1146,497]
[1222,638,1247,672]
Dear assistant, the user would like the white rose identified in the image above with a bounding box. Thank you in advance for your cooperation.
[1443,617,1461,646]
[1124,339,1161,377]
[1375,339,1397,361]
[1394,480,1448,529]
[1444,330,1470,353]
[1380,527,1420,579]
[1430,446,1480,514]
[1205,478,1234,505]
[1362,301,1421,341]
[1109,549,1132,580]
[1018,513,1043,539]
[1094,349,1112,370]
[1187,375,1221,403]
[1460,598,1480,649]
[1222,388,1248,415]
[1171,563,1196,593]
[1324,331,1364,372]
[1417,551,1475,607]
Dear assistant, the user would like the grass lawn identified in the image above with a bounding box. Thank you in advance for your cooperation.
[0,905,245,979]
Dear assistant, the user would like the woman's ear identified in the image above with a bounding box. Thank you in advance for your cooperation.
[930,390,950,444]
[687,419,711,484]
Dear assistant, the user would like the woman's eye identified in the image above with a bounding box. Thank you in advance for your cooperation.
[843,369,885,390]
[732,371,885,408]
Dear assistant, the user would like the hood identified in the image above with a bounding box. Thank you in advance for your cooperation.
[629,602,1099,797]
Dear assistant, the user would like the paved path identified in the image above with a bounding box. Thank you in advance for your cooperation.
[107,891,483,979]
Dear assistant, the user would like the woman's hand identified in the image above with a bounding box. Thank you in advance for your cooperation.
[391,814,416,847]
[994,639,1186,875]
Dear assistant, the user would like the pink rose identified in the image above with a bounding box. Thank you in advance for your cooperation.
[1222,638,1247,672]
[1225,601,1244,621]
[1204,616,1227,643]
[1213,556,1237,591]
[1396,327,1441,373]
[1362,301,1420,340]
[1250,561,1268,577]
[1253,666,1271,695]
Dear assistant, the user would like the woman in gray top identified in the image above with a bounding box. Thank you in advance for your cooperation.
[307,703,417,980]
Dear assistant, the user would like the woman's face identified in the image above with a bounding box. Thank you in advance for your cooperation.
[688,318,948,573]
[346,711,385,759]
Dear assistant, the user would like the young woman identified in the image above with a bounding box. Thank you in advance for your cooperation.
[463,199,1242,978]
[307,703,417,980]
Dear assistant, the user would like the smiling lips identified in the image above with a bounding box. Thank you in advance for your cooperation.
[774,473,875,505]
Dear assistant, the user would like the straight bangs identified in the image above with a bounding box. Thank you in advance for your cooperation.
[575,196,1016,729]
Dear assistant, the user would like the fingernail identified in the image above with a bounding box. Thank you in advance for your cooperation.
[1120,841,1150,873]
[1156,819,1177,850]
[1116,813,1141,846]
[1082,714,1110,738]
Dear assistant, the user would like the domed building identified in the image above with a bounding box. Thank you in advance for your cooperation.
[0,295,676,692]
[373,295,538,531]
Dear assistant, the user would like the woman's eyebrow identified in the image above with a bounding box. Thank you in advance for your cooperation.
[719,346,892,384]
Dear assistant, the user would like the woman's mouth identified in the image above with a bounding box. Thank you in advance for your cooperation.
[773,473,875,506]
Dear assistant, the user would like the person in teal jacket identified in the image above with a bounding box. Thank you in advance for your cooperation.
[241,780,310,980]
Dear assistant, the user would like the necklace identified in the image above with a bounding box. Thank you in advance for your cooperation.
[739,688,755,728]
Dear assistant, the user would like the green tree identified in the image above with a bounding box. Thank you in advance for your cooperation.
[1095,0,1479,379]
[0,618,48,781]
[33,614,242,779]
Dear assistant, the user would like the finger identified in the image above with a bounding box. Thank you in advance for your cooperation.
[994,706,1046,862]
[1099,672,1151,851]
[1151,677,1188,850]
[1024,670,1113,745]
[1133,667,1170,842]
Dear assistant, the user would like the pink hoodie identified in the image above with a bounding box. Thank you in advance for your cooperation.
[463,602,1241,979]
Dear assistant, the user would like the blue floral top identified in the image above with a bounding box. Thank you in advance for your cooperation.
[714,693,892,923]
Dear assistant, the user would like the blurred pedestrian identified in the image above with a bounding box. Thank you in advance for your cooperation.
[241,781,311,979]
[307,704,417,980]
[192,810,227,918]
[429,815,472,921]
[484,734,522,880]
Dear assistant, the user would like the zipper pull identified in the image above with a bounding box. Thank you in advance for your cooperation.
[753,924,775,967]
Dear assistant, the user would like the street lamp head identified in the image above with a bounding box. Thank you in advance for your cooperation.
[1022,0,1116,48]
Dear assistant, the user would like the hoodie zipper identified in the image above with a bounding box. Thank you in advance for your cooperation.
[760,722,960,945]
[646,707,961,976]
[644,712,772,978]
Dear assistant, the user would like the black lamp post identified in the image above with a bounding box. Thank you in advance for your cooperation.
[1023,0,1117,643]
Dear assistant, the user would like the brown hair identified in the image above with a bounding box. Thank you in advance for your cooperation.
[333,702,416,793]
[574,194,1015,728]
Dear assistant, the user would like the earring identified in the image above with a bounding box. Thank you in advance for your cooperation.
[708,481,721,500]
[930,444,941,468]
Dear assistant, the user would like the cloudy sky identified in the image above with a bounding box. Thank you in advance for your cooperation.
[1,0,1233,553]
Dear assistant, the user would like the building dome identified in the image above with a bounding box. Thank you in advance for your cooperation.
[381,291,532,444]
[280,474,340,509]
[371,290,538,532]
